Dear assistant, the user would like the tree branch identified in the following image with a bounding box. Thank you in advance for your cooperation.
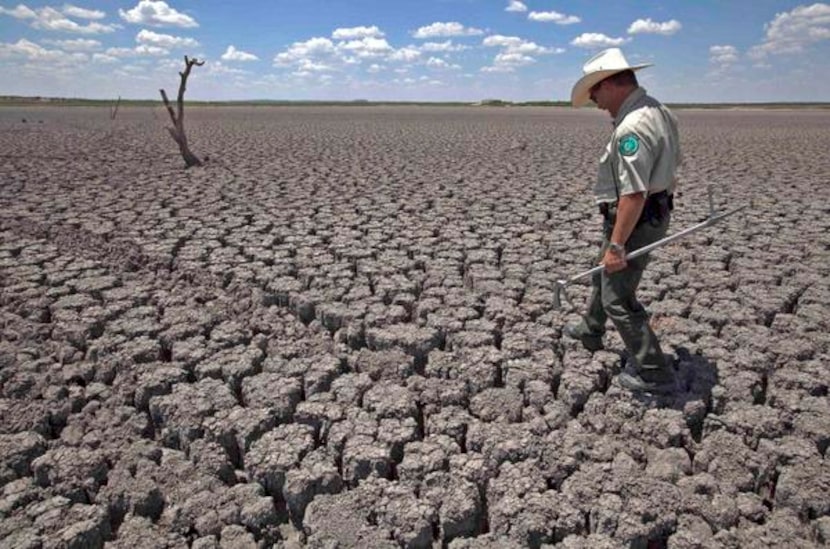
[159,55,204,168]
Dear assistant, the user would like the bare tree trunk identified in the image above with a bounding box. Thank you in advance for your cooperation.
[109,96,121,120]
[160,56,204,168]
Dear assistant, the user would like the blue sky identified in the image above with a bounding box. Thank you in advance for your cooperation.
[2,1,829,102]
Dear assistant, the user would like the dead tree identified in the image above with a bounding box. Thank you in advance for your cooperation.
[160,55,204,168]
[109,96,121,120]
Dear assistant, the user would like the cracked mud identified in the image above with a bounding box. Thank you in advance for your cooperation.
[1,106,829,548]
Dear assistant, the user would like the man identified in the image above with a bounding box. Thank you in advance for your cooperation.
[565,48,681,394]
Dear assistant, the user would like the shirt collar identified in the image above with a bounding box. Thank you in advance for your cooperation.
[614,87,647,127]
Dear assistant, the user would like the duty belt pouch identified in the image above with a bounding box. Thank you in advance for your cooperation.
[639,192,672,227]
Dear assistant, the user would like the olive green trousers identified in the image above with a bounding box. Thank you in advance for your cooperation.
[582,211,671,372]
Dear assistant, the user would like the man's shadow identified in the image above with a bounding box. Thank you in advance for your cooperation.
[627,346,720,438]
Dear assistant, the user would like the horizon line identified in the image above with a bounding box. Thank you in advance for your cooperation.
[2,95,830,109]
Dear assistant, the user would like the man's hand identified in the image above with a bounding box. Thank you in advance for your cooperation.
[602,192,646,273]
[602,245,627,273]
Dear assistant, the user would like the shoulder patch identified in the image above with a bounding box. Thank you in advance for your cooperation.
[618,134,640,156]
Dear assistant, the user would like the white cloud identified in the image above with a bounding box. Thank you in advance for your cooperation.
[119,0,198,28]
[136,29,198,49]
[102,47,135,58]
[222,45,258,62]
[506,1,527,13]
[528,11,581,25]
[748,3,830,59]
[44,38,101,51]
[367,63,383,73]
[426,56,460,70]
[0,5,37,19]
[0,38,48,58]
[134,44,168,56]
[274,32,431,72]
[338,36,394,58]
[571,33,629,48]
[92,53,117,63]
[332,26,384,40]
[413,21,484,39]
[62,4,105,20]
[483,35,561,56]
[205,61,250,76]
[105,44,168,58]
[627,18,682,35]
[34,8,117,33]
[710,45,739,65]
[0,5,118,34]
[274,37,337,68]
[0,38,87,64]
[494,51,535,67]
[294,58,334,74]
[420,40,468,52]
[482,34,562,72]
[389,46,421,62]
[483,35,522,48]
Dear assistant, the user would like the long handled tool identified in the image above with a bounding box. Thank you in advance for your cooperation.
[553,187,747,310]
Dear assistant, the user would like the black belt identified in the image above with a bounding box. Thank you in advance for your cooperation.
[599,191,674,224]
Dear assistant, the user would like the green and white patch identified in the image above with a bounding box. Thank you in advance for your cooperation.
[618,134,640,156]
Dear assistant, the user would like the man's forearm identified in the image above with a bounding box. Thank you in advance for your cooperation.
[610,193,646,246]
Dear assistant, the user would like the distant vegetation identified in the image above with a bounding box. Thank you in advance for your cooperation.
[1,95,828,109]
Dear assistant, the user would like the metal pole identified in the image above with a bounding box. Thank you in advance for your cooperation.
[553,201,747,310]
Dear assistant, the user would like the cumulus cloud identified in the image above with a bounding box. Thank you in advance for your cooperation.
[44,38,101,51]
[0,4,118,33]
[222,45,258,61]
[274,37,337,69]
[332,25,384,40]
[481,51,537,72]
[105,44,167,57]
[506,1,527,13]
[426,56,460,70]
[483,35,556,55]
[338,36,394,58]
[420,40,468,52]
[62,4,105,20]
[0,37,87,64]
[528,11,581,25]
[294,59,335,75]
[627,18,682,35]
[119,0,197,28]
[274,27,445,73]
[748,2,830,59]
[389,46,421,62]
[205,61,250,76]
[136,29,198,49]
[571,33,629,48]
[413,21,484,39]
[34,8,117,33]
[96,34,181,58]
[710,44,739,65]
[92,52,117,63]
[482,34,562,72]
[0,38,46,58]
[134,44,168,55]
[0,4,37,19]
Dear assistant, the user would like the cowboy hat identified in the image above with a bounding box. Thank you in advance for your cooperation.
[570,48,652,107]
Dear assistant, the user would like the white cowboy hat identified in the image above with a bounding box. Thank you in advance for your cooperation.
[570,48,652,107]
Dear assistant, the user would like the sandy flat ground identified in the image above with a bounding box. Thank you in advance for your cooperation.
[1,106,829,548]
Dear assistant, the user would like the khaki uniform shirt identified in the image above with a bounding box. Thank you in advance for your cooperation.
[595,87,682,204]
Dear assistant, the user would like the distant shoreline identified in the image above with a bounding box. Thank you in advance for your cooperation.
[1,96,828,110]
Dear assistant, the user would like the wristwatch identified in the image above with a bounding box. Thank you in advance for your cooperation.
[609,242,626,256]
